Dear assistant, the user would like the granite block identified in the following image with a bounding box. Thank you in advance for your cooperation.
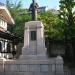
[29,65,40,72]
[40,65,49,72]
[19,65,29,72]
[52,64,55,72]
[9,65,19,72]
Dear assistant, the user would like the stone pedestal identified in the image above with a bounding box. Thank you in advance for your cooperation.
[18,21,64,75]
[20,21,47,59]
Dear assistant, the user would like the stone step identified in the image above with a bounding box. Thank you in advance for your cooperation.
[22,49,46,55]
[19,55,48,60]
[0,58,56,65]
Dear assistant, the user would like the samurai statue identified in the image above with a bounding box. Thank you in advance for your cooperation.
[29,0,39,21]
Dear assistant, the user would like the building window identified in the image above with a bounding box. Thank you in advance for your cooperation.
[7,43,11,53]
[30,31,37,41]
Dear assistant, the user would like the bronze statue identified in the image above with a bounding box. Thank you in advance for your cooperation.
[29,0,38,21]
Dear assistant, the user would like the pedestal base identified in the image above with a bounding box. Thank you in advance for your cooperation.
[0,56,64,75]
[20,46,47,60]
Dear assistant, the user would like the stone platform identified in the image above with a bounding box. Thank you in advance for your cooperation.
[0,56,64,75]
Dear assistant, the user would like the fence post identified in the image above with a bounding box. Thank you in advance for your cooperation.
[55,55,64,75]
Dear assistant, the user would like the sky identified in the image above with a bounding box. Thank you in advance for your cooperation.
[0,0,60,9]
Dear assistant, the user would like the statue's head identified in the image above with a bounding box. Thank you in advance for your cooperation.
[32,0,35,3]
[29,3,38,11]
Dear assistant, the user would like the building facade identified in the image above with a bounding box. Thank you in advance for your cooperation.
[0,3,19,59]
[38,6,48,12]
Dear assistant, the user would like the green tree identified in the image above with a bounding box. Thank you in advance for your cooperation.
[59,0,75,62]
[38,11,64,40]
[59,0,75,37]
[6,0,31,42]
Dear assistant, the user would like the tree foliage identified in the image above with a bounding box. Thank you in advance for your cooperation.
[59,0,75,62]
[6,0,31,42]
[59,0,75,39]
[38,11,64,40]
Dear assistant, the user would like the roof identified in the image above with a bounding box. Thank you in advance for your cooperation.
[0,4,15,24]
